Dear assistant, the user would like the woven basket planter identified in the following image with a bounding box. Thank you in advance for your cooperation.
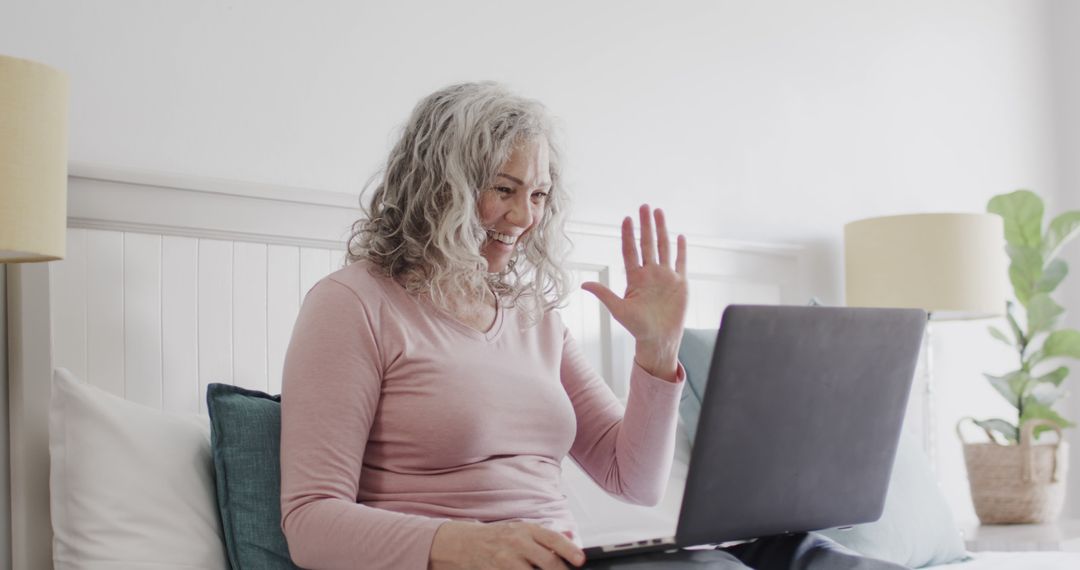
[958,418,1069,524]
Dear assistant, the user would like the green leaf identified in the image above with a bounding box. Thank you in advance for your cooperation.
[1043,329,1080,360]
[1028,383,1066,407]
[988,190,1044,249]
[1006,301,1026,346]
[1044,210,1080,261]
[1034,366,1068,387]
[1034,259,1068,294]
[1026,293,1065,336]
[988,325,1013,346]
[974,418,1018,444]
[1006,245,1044,306]
[1019,402,1075,440]
[984,371,1025,408]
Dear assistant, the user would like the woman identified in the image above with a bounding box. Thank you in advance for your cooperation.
[279,81,686,570]
[279,82,903,570]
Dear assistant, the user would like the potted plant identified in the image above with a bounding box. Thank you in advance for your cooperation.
[959,189,1080,524]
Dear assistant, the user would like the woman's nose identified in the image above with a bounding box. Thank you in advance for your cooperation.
[506,195,533,227]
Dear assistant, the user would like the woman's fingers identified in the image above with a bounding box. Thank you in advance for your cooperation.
[523,545,571,570]
[639,204,656,265]
[655,208,670,267]
[675,233,687,276]
[618,204,681,273]
[620,216,640,271]
[529,526,584,568]
[581,282,622,316]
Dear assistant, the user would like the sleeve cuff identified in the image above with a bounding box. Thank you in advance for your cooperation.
[628,361,686,399]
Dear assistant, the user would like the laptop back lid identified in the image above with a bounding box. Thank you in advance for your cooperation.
[675,305,926,547]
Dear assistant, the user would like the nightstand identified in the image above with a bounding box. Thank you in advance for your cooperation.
[961,519,1080,552]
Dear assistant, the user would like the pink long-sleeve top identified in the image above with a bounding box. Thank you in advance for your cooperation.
[279,261,685,570]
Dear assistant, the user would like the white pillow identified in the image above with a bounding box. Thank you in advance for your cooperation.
[49,367,228,570]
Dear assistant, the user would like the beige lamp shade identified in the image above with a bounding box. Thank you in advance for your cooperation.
[845,213,1009,320]
[0,54,68,263]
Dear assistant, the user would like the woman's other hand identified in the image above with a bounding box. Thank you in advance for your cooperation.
[429,520,585,570]
[581,205,688,381]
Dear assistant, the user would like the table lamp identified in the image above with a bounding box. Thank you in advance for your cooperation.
[1,54,68,569]
[845,213,1009,470]
[1,54,69,263]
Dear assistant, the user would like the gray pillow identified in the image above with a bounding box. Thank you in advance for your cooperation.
[206,383,301,570]
[677,328,718,446]
[819,430,969,568]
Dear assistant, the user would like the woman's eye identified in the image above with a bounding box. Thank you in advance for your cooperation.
[531,192,549,201]
[494,186,514,195]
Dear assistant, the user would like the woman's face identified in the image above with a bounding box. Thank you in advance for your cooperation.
[478,137,551,273]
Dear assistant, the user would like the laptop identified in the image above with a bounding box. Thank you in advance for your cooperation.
[583,304,926,562]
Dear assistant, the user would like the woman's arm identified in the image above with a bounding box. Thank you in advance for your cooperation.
[562,326,685,506]
[569,204,689,505]
[280,278,447,570]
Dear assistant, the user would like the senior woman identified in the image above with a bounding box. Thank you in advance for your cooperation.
[279,83,904,570]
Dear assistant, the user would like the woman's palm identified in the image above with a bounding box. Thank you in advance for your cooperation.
[581,205,688,344]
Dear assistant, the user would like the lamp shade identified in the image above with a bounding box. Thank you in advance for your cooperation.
[0,54,68,263]
[844,213,1008,320]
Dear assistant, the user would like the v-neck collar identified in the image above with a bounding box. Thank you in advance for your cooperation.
[415,291,506,343]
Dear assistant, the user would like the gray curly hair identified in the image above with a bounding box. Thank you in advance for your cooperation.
[346,81,572,322]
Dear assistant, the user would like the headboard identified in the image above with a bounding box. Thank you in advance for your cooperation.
[7,163,803,569]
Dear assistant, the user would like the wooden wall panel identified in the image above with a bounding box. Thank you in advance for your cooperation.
[85,230,125,397]
[299,248,331,305]
[162,236,199,414]
[50,229,87,383]
[51,236,340,405]
[123,232,163,409]
[685,277,783,330]
[51,230,790,405]
[197,239,233,414]
[604,268,634,398]
[267,245,301,395]
[332,248,349,273]
[233,242,269,393]
[564,266,608,382]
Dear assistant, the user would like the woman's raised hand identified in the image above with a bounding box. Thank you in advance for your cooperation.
[429,520,585,570]
[581,205,689,381]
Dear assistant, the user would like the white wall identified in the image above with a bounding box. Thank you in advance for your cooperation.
[1,0,1073,529]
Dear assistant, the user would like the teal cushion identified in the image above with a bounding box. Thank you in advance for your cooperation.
[819,431,969,567]
[206,383,301,570]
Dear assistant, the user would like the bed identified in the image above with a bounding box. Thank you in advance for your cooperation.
[8,164,1079,569]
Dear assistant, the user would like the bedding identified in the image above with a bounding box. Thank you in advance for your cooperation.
[48,368,228,570]
[47,363,1080,570]
[932,551,1080,569]
[206,383,300,569]
[816,431,968,566]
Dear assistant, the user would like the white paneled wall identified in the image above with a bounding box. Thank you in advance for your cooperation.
[267,245,300,396]
[41,167,802,409]
[561,267,610,382]
[685,278,783,330]
[49,227,792,411]
[49,228,631,409]
[84,230,124,398]
[50,228,346,415]
[162,236,198,414]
